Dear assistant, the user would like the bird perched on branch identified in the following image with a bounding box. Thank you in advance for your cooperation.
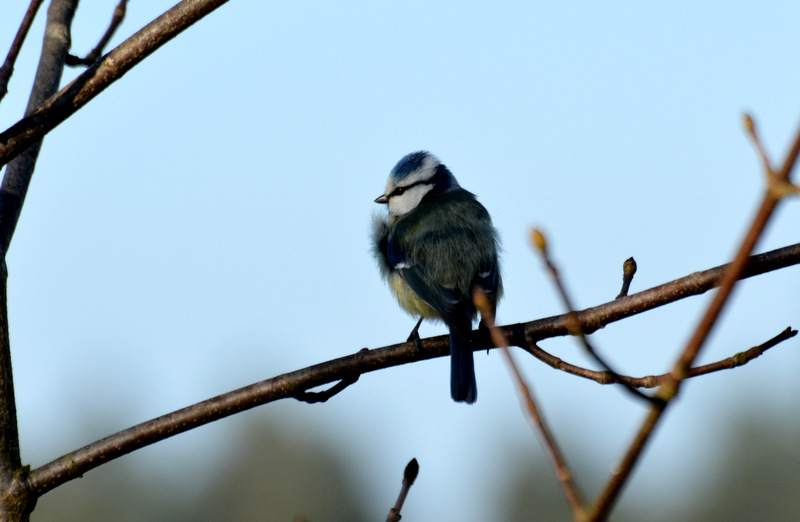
[371,151,501,404]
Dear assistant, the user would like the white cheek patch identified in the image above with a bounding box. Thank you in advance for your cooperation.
[388,184,432,216]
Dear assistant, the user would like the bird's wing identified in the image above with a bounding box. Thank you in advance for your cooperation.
[474,259,500,316]
[399,265,468,336]
[386,231,469,335]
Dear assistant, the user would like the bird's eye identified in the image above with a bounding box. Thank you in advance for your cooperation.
[393,186,407,196]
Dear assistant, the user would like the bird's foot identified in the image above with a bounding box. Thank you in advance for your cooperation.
[407,318,424,352]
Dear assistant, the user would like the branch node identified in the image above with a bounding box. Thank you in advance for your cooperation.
[767,175,800,200]
[67,0,128,68]
[64,54,92,67]
[293,374,359,404]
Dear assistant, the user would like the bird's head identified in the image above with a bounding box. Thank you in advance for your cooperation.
[375,151,460,217]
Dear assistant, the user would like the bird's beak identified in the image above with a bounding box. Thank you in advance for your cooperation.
[375,194,389,204]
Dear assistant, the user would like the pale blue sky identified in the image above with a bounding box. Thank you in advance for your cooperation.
[1,2,799,520]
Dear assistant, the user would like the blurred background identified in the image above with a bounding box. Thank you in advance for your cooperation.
[1,1,799,520]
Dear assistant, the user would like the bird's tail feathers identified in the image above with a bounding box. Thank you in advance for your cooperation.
[450,321,477,404]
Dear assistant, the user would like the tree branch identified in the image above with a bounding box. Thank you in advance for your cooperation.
[20,241,800,501]
[0,261,29,520]
[0,0,230,169]
[521,241,800,344]
[525,326,797,387]
[0,1,78,519]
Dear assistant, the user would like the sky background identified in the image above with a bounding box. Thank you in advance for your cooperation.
[1,1,800,520]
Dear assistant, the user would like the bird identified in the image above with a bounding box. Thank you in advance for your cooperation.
[371,151,501,404]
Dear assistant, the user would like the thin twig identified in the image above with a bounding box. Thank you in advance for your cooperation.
[0,0,45,104]
[386,458,419,522]
[588,114,800,521]
[475,290,586,521]
[743,114,772,173]
[525,327,796,387]
[66,0,128,66]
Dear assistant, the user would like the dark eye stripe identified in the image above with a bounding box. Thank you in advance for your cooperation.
[391,180,429,198]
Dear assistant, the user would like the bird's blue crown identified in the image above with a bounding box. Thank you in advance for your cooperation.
[390,151,437,181]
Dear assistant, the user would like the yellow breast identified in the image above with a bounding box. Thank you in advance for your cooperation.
[388,272,438,319]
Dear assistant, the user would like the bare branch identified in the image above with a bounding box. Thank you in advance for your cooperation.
[0,0,45,104]
[671,114,800,379]
[0,261,29,519]
[0,0,231,169]
[18,241,800,502]
[525,327,797,387]
[588,114,800,521]
[523,241,800,343]
[25,344,423,497]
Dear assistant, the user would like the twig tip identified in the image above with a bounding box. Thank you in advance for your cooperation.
[742,113,756,137]
[623,257,637,276]
[616,257,638,299]
[404,458,419,485]
[530,227,547,253]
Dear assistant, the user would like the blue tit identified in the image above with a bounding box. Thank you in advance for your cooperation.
[371,151,501,404]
